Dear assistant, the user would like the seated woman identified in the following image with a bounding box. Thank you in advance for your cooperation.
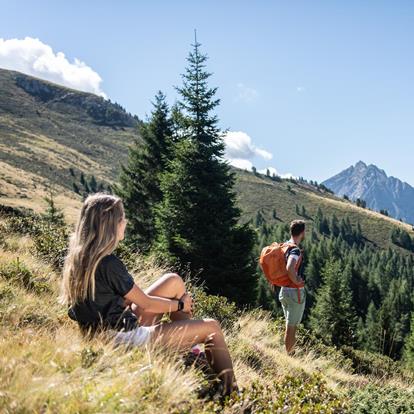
[60,193,237,395]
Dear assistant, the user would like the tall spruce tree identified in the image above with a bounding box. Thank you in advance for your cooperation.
[116,91,172,251]
[154,37,256,304]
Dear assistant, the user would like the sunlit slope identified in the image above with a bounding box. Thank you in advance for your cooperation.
[234,169,414,253]
[0,68,138,220]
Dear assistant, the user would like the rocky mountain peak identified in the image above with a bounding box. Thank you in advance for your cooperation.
[323,162,414,224]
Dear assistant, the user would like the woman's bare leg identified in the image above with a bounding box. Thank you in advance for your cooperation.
[152,318,237,395]
[131,273,190,326]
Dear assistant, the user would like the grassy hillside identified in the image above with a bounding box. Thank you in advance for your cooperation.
[0,68,138,221]
[1,68,413,251]
[234,169,414,253]
[1,209,413,413]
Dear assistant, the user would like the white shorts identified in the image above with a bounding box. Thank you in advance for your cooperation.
[113,325,154,347]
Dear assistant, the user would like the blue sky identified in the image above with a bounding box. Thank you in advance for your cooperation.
[1,1,414,184]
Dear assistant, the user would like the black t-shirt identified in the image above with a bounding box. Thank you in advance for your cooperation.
[285,242,305,279]
[68,254,138,332]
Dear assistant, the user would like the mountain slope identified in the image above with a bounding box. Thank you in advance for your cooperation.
[234,169,414,253]
[323,161,414,224]
[0,68,139,220]
[1,68,413,252]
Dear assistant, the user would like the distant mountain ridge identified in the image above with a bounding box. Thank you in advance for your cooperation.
[323,161,414,224]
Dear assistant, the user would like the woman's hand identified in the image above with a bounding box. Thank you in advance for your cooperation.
[180,293,193,315]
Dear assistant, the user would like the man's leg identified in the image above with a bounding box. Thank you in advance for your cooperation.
[284,324,297,355]
[279,288,305,355]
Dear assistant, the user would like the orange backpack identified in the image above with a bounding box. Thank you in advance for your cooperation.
[259,242,304,288]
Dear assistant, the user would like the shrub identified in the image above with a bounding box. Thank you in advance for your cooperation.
[31,221,68,270]
[0,283,15,303]
[0,224,5,248]
[223,372,347,413]
[347,384,414,414]
[192,286,239,332]
[18,311,55,329]
[0,258,50,294]
[4,215,38,235]
[4,213,69,270]
[341,346,413,381]
[81,347,104,369]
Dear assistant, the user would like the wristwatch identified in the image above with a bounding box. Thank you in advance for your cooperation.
[177,299,184,311]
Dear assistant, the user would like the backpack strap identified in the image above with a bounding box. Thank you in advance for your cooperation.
[285,243,304,303]
[284,243,301,262]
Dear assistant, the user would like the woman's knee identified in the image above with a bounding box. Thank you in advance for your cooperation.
[204,318,222,334]
[162,272,185,291]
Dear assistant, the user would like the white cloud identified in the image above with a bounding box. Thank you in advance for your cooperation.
[222,131,297,177]
[258,167,279,176]
[234,83,258,103]
[0,37,106,97]
[280,172,297,179]
[223,131,272,162]
[258,167,296,179]
[296,86,305,93]
[229,158,254,170]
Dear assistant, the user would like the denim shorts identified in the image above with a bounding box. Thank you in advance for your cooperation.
[278,287,306,326]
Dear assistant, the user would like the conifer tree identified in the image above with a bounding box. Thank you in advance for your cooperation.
[116,91,172,251]
[42,188,65,226]
[330,214,340,237]
[256,275,278,314]
[255,210,264,227]
[315,207,329,234]
[170,102,186,142]
[309,260,357,346]
[89,175,98,193]
[154,37,256,304]
[403,312,414,370]
[301,205,307,217]
[359,301,381,353]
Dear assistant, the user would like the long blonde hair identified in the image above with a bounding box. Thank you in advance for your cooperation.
[61,193,125,305]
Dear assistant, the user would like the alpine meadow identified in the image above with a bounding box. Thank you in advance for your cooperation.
[1,5,414,413]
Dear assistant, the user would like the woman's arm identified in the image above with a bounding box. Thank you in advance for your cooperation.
[124,284,192,314]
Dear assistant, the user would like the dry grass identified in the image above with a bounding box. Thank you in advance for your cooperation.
[0,160,82,224]
[0,230,413,413]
